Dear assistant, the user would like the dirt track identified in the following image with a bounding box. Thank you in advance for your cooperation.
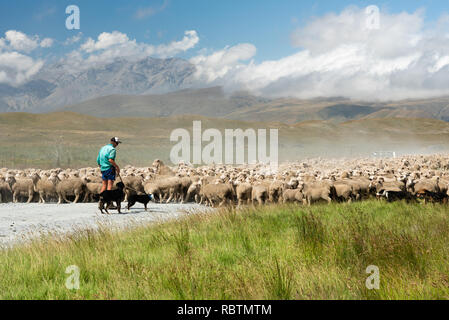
[0,203,209,247]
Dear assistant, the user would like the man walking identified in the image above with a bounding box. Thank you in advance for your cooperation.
[97,137,121,193]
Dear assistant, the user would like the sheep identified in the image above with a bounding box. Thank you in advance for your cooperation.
[411,177,445,203]
[6,175,35,203]
[412,177,440,195]
[55,176,88,204]
[152,159,175,176]
[302,181,333,206]
[83,182,103,202]
[282,189,303,204]
[199,182,235,207]
[185,182,201,203]
[144,181,162,202]
[268,180,285,203]
[332,182,354,203]
[4,154,449,206]
[31,173,59,203]
[251,183,269,205]
[350,176,374,200]
[0,176,12,203]
[122,175,145,202]
[235,181,253,206]
[152,176,183,203]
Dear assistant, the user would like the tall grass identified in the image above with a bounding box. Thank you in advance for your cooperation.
[0,201,448,299]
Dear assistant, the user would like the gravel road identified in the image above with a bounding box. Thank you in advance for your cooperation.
[0,203,210,247]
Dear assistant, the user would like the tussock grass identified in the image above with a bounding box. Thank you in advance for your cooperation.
[0,201,449,300]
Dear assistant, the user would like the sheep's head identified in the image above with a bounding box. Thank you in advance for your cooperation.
[5,175,16,187]
[80,176,90,184]
[152,159,164,169]
[30,173,41,184]
[288,178,299,189]
[48,174,60,185]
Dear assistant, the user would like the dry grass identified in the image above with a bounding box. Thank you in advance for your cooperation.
[1,112,449,168]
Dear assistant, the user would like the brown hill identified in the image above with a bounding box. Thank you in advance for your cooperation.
[1,112,448,169]
[62,87,449,124]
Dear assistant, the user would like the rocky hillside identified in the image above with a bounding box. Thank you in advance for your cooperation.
[0,57,196,113]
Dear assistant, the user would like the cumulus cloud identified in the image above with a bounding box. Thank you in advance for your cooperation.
[190,7,449,101]
[190,43,256,82]
[81,31,130,53]
[0,51,44,84]
[0,30,50,85]
[290,6,424,58]
[5,30,39,53]
[64,32,83,46]
[155,30,199,58]
[66,30,199,70]
[0,30,53,52]
[40,38,54,48]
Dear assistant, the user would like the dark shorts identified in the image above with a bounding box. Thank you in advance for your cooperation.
[101,167,116,181]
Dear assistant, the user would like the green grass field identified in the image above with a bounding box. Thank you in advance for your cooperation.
[1,201,448,300]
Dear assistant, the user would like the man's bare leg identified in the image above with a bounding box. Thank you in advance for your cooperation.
[107,180,114,191]
[100,180,107,194]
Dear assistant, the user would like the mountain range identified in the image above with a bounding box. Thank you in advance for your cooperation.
[0,57,196,113]
[1,56,449,124]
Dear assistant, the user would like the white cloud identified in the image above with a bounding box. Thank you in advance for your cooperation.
[0,71,8,83]
[67,30,199,70]
[190,43,256,82]
[64,32,83,46]
[81,31,131,53]
[40,38,54,48]
[5,30,39,53]
[0,51,44,84]
[155,30,199,58]
[0,30,52,51]
[0,30,48,84]
[290,7,424,58]
[190,7,449,101]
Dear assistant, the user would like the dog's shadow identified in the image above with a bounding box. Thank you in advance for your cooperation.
[124,208,154,215]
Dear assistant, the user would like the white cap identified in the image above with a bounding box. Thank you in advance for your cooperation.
[111,137,122,144]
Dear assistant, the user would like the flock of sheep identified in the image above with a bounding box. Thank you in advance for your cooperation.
[1,155,449,209]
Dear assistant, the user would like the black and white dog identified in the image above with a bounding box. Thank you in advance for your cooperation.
[99,182,126,214]
[127,194,154,211]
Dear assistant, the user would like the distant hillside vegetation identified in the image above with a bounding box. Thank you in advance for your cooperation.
[62,89,449,124]
[0,112,448,169]
[63,87,269,118]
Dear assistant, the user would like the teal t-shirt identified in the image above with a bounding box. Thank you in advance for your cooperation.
[97,144,116,171]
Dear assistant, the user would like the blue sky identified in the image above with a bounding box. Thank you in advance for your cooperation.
[1,1,449,100]
[0,0,447,62]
